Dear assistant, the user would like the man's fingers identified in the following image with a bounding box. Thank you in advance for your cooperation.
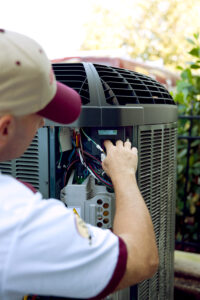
[131,147,138,154]
[104,140,137,155]
[124,139,132,149]
[116,139,132,149]
[104,140,114,152]
[116,140,123,147]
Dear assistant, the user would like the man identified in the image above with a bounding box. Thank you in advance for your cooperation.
[0,29,158,300]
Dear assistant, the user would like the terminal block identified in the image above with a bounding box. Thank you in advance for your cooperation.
[60,171,115,229]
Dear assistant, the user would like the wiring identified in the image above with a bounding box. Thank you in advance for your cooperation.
[78,148,99,180]
[64,159,79,186]
[83,151,102,165]
[88,163,112,187]
[67,148,75,164]
[81,128,105,153]
[61,128,112,188]
[57,128,63,169]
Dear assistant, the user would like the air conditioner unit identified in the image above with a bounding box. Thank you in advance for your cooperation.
[0,63,177,300]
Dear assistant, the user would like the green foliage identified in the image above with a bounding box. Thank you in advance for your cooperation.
[173,34,200,250]
[82,0,200,71]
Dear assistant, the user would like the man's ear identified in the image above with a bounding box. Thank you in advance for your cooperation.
[0,115,15,144]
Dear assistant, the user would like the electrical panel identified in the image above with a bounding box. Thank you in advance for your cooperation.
[57,127,131,229]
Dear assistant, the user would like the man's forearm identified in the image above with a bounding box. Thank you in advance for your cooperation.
[113,173,153,236]
[112,173,159,286]
[102,140,159,288]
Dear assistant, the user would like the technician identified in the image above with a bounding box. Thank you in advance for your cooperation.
[0,29,159,300]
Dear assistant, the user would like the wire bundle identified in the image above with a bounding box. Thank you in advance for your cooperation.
[61,129,112,188]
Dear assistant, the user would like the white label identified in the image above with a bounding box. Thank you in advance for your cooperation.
[59,128,72,152]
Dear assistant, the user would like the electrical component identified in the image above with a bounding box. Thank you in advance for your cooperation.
[59,128,72,152]
[60,171,115,229]
[59,127,122,229]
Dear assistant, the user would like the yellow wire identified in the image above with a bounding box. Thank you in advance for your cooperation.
[23,296,28,300]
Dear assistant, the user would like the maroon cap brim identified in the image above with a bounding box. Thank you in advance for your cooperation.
[37,81,82,124]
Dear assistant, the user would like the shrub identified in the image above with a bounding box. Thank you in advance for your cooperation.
[173,33,200,252]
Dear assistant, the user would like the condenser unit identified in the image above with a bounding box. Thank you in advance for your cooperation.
[0,63,177,300]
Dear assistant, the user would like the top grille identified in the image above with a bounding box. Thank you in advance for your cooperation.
[52,63,90,105]
[94,64,175,105]
[49,62,177,127]
[52,62,175,106]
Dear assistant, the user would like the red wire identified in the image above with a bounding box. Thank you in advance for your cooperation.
[83,151,101,164]
[64,133,110,187]
[88,163,112,187]
[64,159,79,185]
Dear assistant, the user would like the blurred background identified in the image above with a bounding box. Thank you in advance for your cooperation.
[1,0,200,68]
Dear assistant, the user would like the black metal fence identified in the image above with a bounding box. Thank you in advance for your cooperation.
[175,115,200,253]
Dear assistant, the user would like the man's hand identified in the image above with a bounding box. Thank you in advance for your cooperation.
[102,140,138,182]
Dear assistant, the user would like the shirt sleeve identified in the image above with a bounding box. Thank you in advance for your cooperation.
[3,196,127,299]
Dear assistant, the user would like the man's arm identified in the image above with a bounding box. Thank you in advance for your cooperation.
[102,140,159,289]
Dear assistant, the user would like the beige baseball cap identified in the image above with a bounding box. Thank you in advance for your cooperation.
[0,29,81,124]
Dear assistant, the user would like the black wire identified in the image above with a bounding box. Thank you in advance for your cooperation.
[88,163,113,187]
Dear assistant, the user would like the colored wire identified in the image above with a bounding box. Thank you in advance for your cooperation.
[78,148,84,165]
[78,149,98,180]
[77,144,111,187]
[64,159,79,185]
[67,148,75,164]
[81,128,94,143]
[64,129,111,187]
[58,128,63,167]
[81,129,105,153]
[79,132,86,163]
[88,163,113,187]
[83,151,102,165]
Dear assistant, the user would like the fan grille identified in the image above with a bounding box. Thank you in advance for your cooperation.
[52,63,90,105]
[52,63,175,106]
[94,64,175,105]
